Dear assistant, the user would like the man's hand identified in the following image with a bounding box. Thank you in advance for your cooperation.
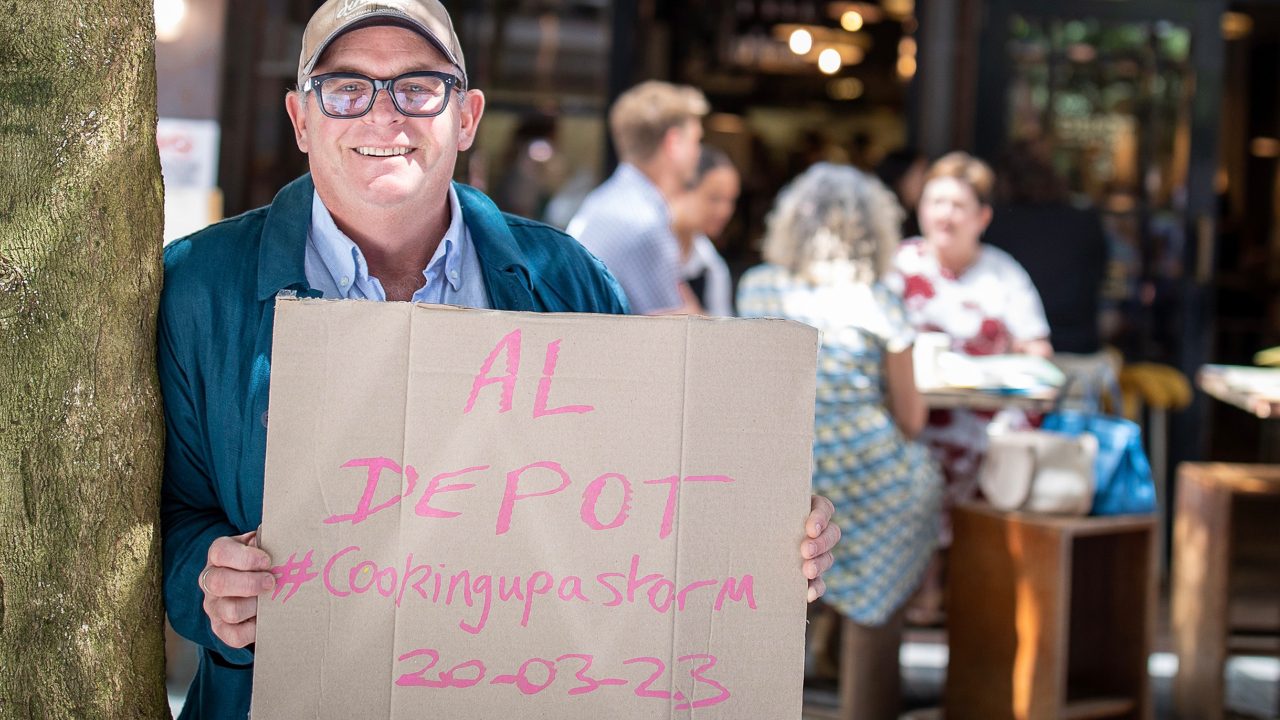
[802,495,839,602]
[199,529,274,648]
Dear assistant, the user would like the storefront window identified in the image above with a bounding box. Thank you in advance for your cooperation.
[1005,13,1196,361]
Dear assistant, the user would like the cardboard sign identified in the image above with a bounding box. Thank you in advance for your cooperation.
[252,298,818,718]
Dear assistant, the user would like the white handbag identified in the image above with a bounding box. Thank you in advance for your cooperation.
[979,429,1098,515]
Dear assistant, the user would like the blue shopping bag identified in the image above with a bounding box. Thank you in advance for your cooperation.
[1041,409,1156,516]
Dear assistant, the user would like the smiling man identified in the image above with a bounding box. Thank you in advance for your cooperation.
[157,1,838,717]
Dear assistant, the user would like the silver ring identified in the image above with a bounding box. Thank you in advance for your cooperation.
[198,566,214,595]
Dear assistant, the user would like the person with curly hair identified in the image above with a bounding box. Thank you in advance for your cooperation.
[738,162,942,718]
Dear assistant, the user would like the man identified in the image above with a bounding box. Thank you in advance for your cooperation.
[158,2,838,717]
[567,80,706,314]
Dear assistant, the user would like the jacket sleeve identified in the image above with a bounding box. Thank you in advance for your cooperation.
[157,287,256,667]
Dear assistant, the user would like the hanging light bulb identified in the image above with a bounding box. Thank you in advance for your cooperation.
[789,28,813,55]
[818,48,842,74]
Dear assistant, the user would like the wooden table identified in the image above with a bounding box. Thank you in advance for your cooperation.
[1197,364,1280,419]
[947,504,1157,720]
[1171,463,1280,720]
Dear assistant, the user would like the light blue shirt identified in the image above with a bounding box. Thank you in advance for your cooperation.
[303,186,490,308]
[567,163,683,314]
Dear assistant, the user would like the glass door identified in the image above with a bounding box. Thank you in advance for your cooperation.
[977,0,1219,366]
[975,0,1226,560]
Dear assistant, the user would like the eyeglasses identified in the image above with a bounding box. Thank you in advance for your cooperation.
[305,71,464,119]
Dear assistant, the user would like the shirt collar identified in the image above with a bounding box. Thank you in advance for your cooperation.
[307,185,468,298]
[256,174,539,310]
[428,184,466,292]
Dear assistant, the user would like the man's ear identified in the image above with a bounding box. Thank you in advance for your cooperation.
[978,203,994,232]
[284,91,310,154]
[659,125,682,159]
[456,89,486,152]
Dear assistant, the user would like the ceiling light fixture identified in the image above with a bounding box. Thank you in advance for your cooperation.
[789,28,814,55]
[818,48,842,74]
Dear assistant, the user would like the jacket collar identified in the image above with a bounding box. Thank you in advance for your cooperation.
[256,174,315,301]
[256,175,538,311]
[454,182,537,312]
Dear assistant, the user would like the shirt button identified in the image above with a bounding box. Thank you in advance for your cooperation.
[341,276,350,286]
[450,270,459,280]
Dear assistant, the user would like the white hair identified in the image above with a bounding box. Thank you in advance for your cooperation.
[760,162,904,285]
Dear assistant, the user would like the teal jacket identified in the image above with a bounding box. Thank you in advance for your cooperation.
[158,175,628,719]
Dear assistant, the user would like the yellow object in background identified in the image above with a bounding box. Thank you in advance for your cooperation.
[1119,363,1193,419]
[1253,346,1280,367]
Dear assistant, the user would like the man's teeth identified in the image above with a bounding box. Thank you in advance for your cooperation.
[356,147,412,157]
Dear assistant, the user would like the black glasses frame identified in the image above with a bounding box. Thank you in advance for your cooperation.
[306,70,464,119]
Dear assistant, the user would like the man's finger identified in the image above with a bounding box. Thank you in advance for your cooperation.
[212,595,259,626]
[212,617,257,649]
[806,577,827,603]
[805,550,835,580]
[203,567,276,598]
[804,521,840,558]
[807,494,835,538]
[208,534,272,572]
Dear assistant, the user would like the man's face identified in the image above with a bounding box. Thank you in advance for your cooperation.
[285,25,484,213]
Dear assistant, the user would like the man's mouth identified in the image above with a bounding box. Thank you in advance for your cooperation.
[354,147,414,157]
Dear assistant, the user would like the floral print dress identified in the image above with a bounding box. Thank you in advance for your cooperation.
[885,239,1050,543]
[739,265,942,626]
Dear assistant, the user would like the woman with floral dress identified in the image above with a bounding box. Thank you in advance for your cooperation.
[885,151,1052,621]
[738,163,942,718]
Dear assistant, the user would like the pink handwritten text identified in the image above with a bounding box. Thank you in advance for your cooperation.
[322,457,735,537]
[395,647,731,710]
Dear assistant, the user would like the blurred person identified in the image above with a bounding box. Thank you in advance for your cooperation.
[739,163,943,719]
[670,145,740,316]
[875,147,928,239]
[885,151,1051,621]
[984,140,1107,354]
[567,81,708,314]
[158,2,839,716]
[493,111,565,220]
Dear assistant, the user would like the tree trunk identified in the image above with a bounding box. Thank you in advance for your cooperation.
[0,1,168,717]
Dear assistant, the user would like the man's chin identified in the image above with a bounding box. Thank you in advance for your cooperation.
[356,175,429,206]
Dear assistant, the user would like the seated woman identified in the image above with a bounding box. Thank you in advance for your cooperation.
[885,151,1053,621]
[738,162,942,719]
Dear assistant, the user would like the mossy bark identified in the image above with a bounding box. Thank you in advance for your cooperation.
[0,1,167,717]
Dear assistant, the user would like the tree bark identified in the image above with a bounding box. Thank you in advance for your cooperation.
[0,1,168,717]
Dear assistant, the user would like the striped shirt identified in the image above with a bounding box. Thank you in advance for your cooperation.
[566,163,682,314]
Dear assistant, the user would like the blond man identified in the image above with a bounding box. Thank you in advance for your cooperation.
[567,81,708,314]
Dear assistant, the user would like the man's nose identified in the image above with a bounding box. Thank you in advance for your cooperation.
[365,88,403,123]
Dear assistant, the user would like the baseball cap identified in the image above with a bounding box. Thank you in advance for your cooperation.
[297,0,467,90]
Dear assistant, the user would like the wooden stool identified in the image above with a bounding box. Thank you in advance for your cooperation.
[803,606,905,720]
[1172,463,1280,720]
[946,504,1157,720]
